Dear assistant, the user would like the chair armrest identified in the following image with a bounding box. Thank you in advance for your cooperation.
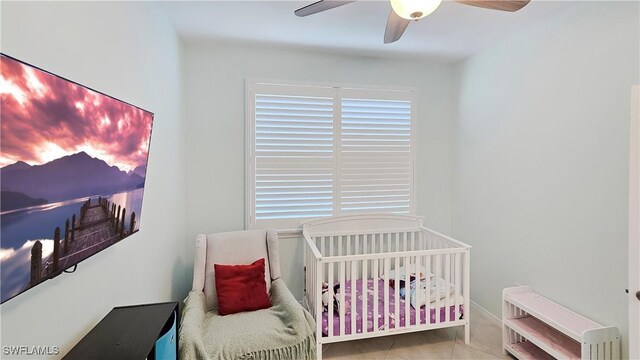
[178,291,208,358]
[192,235,207,292]
[270,279,298,306]
[270,279,317,339]
[180,291,207,329]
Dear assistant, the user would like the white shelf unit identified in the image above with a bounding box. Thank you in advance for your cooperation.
[502,286,620,360]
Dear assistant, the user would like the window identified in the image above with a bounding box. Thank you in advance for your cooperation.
[246,81,415,230]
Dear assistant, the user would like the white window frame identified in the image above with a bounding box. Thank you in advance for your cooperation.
[245,79,417,231]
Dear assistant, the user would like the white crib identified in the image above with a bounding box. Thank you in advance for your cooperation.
[302,214,471,359]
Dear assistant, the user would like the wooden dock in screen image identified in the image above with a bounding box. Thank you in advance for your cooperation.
[28,197,137,286]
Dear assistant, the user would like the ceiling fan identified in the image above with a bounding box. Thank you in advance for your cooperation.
[294,0,531,44]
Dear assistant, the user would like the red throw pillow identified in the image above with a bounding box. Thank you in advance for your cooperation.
[214,258,272,315]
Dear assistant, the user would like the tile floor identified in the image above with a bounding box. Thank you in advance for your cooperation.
[321,305,515,360]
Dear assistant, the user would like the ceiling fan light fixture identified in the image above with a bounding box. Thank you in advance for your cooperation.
[390,0,443,20]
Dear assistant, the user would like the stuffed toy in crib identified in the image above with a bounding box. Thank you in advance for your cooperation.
[321,283,351,314]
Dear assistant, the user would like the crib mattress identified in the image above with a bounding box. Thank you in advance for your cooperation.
[321,278,463,337]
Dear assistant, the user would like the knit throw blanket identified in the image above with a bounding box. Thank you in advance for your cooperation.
[179,278,317,360]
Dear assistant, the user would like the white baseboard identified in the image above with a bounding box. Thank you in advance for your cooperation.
[470,300,501,325]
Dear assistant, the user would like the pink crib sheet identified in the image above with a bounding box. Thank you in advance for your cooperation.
[321,278,463,337]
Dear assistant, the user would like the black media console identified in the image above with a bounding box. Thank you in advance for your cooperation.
[63,302,179,360]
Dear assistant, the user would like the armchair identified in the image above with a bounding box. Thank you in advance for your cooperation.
[179,229,316,360]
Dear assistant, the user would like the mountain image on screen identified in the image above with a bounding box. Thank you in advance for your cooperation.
[0,53,154,304]
[1,152,144,210]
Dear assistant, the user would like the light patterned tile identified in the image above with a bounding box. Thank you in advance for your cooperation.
[451,343,501,359]
[384,352,409,360]
[455,305,504,358]
[320,304,508,360]
[323,335,396,360]
[387,328,457,360]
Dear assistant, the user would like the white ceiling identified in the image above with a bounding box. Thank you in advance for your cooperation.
[159,0,574,62]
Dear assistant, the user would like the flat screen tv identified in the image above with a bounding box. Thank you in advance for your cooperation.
[0,54,154,304]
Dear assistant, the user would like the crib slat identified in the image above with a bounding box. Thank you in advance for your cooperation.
[464,251,470,324]
[404,256,410,327]
[425,254,431,324]
[348,236,353,279]
[445,253,451,322]
[416,254,423,325]
[384,233,388,253]
[350,260,357,333]
[380,233,390,276]
[307,250,317,312]
[395,232,400,253]
[362,258,368,334]
[454,253,460,322]
[435,254,442,323]
[339,261,346,336]
[394,256,400,329]
[410,231,415,251]
[328,261,334,337]
[384,258,390,331]
[379,233,384,274]
[316,261,322,343]
[321,236,326,257]
[313,250,316,314]
[330,235,334,256]
[307,247,310,309]
[338,235,343,256]
[316,255,319,313]
[310,249,313,311]
[403,232,407,252]
[364,234,368,259]
[373,257,379,333]
[308,248,312,308]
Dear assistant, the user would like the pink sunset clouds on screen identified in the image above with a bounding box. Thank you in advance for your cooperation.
[0,55,152,172]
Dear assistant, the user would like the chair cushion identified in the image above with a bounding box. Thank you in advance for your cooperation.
[214,258,272,315]
[204,230,272,311]
[179,279,316,360]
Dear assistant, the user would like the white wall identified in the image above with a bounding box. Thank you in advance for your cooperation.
[184,41,455,299]
[0,2,188,358]
[5,1,635,357]
[451,2,639,357]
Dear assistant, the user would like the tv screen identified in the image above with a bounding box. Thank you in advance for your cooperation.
[0,54,154,304]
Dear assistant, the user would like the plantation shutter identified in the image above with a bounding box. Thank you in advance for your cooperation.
[249,84,336,229]
[338,89,414,215]
[247,82,415,230]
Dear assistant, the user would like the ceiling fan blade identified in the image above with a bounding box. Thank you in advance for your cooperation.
[455,0,530,12]
[294,0,356,17]
[384,10,411,44]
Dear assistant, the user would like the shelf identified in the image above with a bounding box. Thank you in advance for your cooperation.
[505,316,581,359]
[503,287,620,360]
[505,341,555,360]
[504,288,600,342]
